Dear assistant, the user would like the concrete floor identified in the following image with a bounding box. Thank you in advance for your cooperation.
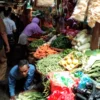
[0,85,9,100]
[0,44,43,100]
[0,45,22,100]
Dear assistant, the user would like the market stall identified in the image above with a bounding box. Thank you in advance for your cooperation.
[16,0,100,100]
[1,0,100,100]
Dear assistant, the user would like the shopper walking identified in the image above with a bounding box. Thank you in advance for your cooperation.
[0,17,10,82]
[3,8,16,48]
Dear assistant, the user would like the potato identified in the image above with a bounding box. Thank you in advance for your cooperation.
[72,59,79,65]
[67,58,72,64]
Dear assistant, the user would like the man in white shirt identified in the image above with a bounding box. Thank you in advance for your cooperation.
[3,9,16,46]
[3,10,16,35]
[3,9,17,65]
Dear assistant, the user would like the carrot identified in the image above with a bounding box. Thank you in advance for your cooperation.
[33,44,58,59]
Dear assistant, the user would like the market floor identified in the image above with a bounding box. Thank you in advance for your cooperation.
[0,45,22,100]
[0,85,9,100]
[0,44,43,100]
[0,64,11,100]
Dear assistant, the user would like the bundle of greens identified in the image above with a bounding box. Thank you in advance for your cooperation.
[28,39,45,51]
[84,60,100,83]
[51,35,72,49]
[36,54,65,75]
[60,48,75,58]
[16,91,46,100]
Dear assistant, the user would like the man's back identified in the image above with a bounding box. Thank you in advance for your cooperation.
[3,17,16,35]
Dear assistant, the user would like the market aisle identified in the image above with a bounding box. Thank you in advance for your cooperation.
[0,86,9,100]
[0,44,24,100]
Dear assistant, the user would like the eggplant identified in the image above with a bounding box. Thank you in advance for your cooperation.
[86,82,93,89]
[88,83,96,100]
[73,87,91,95]
[76,93,87,100]
[94,91,100,98]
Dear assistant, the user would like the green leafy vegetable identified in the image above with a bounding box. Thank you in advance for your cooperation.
[60,49,75,58]
[16,91,46,100]
[85,49,100,56]
[84,60,100,83]
[28,39,45,51]
[51,35,72,49]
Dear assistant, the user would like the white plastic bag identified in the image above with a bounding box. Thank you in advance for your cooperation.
[87,0,100,28]
[71,0,89,21]
[36,0,54,7]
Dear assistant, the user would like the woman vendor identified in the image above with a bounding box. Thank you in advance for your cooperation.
[18,17,45,45]
[18,17,45,59]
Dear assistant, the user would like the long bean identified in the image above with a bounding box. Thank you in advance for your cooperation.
[36,54,65,75]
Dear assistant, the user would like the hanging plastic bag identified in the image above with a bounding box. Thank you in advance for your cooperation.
[71,0,89,21]
[87,0,100,28]
[47,71,80,93]
[47,87,75,100]
[78,73,93,89]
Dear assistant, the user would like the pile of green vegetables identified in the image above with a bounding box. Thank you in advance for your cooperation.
[28,39,45,51]
[16,91,46,100]
[60,48,75,58]
[84,60,100,83]
[84,49,100,56]
[51,35,72,49]
[36,54,65,75]
[42,80,50,97]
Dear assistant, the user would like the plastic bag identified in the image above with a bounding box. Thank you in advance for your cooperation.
[47,71,79,92]
[71,0,89,21]
[87,0,100,28]
[47,87,74,100]
[78,73,93,89]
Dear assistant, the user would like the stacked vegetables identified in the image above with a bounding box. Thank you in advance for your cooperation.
[33,44,58,59]
[51,35,72,49]
[28,39,45,51]
[16,91,46,100]
[59,51,82,71]
[84,60,100,83]
[72,29,92,51]
[36,54,65,75]
[60,49,75,58]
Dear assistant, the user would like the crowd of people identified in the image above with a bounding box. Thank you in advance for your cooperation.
[0,6,45,100]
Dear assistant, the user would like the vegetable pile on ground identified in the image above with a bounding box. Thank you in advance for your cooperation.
[84,60,100,83]
[51,35,72,49]
[36,54,65,75]
[33,44,58,59]
[28,39,45,51]
[16,91,46,100]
